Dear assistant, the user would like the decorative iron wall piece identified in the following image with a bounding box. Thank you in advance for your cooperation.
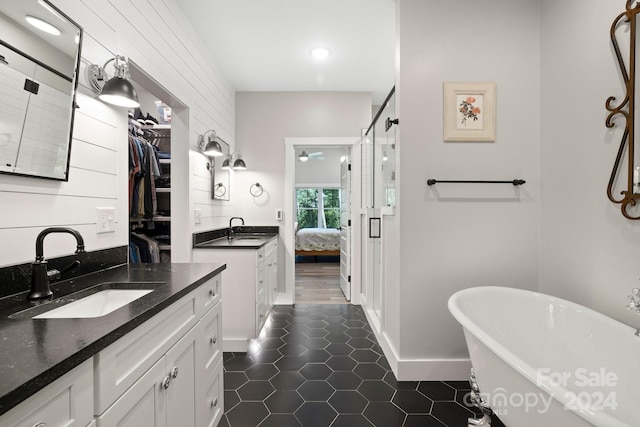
[606,1,640,219]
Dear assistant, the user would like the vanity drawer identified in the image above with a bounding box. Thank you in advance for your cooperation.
[0,359,93,427]
[196,300,222,377]
[197,274,221,313]
[264,238,277,257]
[94,288,199,414]
[197,360,224,427]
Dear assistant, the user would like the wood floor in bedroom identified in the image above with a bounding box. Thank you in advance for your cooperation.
[295,262,348,304]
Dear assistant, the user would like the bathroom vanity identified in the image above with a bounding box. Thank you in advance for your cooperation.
[193,227,278,351]
[0,262,225,427]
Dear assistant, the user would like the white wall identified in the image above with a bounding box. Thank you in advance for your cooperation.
[0,0,234,267]
[390,0,541,379]
[539,1,640,325]
[234,91,371,226]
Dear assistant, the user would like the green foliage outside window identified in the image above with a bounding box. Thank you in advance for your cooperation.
[296,188,340,229]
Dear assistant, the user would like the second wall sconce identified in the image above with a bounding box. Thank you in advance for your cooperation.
[197,129,224,157]
[221,151,248,170]
[88,55,140,108]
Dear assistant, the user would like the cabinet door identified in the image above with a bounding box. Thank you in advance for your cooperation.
[96,359,166,427]
[165,325,197,427]
[0,360,93,427]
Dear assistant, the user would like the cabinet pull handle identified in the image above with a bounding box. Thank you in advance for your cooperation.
[209,288,216,297]
[170,366,179,379]
[161,375,171,389]
[211,397,218,407]
[210,335,217,344]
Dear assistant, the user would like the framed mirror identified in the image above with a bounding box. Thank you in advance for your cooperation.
[211,139,231,200]
[0,0,82,181]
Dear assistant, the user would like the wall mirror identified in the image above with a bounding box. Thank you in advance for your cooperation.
[0,0,82,181]
[212,139,231,200]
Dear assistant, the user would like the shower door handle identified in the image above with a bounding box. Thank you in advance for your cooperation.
[369,217,381,238]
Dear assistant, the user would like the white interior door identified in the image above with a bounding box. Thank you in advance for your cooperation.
[339,150,351,300]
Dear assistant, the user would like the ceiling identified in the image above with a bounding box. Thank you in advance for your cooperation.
[175,0,396,105]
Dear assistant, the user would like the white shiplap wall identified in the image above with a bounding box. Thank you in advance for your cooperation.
[0,0,235,267]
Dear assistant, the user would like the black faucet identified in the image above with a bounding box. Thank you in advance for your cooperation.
[228,217,245,240]
[28,227,86,301]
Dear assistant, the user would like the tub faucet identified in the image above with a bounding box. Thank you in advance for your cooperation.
[625,288,640,336]
[28,227,86,301]
[228,217,245,240]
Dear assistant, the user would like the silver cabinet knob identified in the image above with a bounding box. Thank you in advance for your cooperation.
[210,335,217,344]
[170,366,179,379]
[209,288,216,297]
[211,397,218,407]
[161,375,171,389]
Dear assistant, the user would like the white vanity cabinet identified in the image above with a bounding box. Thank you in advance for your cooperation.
[0,359,94,427]
[94,273,223,427]
[193,237,277,352]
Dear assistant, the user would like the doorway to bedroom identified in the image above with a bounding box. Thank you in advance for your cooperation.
[294,146,350,304]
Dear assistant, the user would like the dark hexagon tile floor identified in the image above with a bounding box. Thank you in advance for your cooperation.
[221,304,506,427]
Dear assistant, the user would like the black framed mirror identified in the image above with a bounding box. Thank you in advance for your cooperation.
[0,0,82,181]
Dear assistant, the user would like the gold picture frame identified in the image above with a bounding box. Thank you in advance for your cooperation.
[443,82,496,142]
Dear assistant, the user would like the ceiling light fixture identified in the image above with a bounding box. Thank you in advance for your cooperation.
[310,47,331,60]
[87,55,140,108]
[299,150,310,161]
[26,15,61,35]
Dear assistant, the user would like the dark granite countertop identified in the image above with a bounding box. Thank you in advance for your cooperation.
[193,226,278,250]
[0,262,225,417]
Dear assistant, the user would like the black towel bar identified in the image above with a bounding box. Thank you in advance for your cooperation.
[427,179,526,186]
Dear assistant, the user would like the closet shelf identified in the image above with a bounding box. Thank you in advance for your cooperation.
[158,244,171,251]
[159,159,171,164]
[156,188,171,193]
[130,216,172,223]
[140,124,171,138]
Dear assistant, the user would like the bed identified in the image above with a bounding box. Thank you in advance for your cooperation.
[295,227,341,257]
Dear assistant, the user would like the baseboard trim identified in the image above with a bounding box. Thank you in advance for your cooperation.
[396,358,472,381]
[362,302,471,381]
[223,338,249,352]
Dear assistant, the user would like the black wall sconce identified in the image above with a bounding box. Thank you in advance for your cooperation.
[88,55,139,108]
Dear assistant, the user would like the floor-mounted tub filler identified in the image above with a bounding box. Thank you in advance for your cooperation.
[448,286,640,427]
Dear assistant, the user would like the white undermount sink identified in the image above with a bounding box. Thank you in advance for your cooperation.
[33,289,153,319]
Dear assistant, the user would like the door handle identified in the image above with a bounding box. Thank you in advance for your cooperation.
[369,217,381,238]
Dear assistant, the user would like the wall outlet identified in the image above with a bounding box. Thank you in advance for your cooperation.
[194,209,202,225]
[97,207,116,234]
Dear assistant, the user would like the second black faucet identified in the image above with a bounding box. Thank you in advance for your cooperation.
[228,217,244,240]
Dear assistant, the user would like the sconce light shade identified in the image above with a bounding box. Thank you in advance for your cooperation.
[233,153,247,170]
[99,77,139,108]
[197,130,224,157]
[221,155,231,170]
[204,137,223,157]
[88,55,139,108]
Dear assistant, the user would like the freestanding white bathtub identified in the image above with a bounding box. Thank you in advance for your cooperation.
[448,286,640,427]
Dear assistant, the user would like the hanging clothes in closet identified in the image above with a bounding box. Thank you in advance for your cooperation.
[128,121,166,264]
[129,130,162,219]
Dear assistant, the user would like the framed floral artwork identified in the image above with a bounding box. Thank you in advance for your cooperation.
[443,82,496,142]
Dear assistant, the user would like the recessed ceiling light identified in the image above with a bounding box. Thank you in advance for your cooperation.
[310,47,331,60]
[26,15,61,35]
